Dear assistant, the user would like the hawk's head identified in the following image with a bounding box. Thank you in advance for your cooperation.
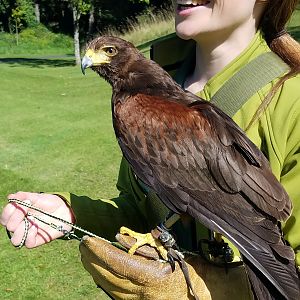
[81,36,143,85]
[81,35,183,98]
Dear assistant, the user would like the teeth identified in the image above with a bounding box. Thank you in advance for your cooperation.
[177,0,209,6]
[177,0,194,4]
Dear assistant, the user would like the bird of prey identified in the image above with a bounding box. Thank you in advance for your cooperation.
[81,36,300,300]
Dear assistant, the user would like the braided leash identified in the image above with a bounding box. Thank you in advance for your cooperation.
[7,199,113,248]
[16,217,30,248]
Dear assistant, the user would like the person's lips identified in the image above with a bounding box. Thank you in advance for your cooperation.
[177,0,211,12]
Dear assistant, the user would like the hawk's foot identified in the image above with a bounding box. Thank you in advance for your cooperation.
[119,226,168,260]
[153,224,184,270]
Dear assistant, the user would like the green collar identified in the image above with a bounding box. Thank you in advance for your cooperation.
[175,31,272,100]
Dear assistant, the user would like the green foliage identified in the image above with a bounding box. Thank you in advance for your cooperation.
[0,24,73,54]
[12,0,36,28]
[0,1,13,31]
[71,0,91,15]
[11,7,23,29]
[0,0,10,13]
[1,0,169,37]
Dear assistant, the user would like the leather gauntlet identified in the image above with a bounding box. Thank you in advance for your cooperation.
[80,235,253,300]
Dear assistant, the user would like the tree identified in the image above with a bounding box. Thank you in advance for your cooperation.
[11,6,23,44]
[15,0,36,26]
[87,3,94,36]
[70,0,91,65]
[10,0,36,44]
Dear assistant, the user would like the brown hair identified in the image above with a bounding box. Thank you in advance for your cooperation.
[246,0,300,130]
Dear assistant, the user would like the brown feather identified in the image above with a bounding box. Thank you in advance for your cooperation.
[85,36,300,300]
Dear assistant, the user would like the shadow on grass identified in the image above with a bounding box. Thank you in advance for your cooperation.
[0,56,75,68]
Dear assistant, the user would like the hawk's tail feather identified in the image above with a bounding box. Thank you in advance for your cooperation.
[210,219,300,300]
[244,258,286,300]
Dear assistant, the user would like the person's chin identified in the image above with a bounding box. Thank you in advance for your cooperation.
[175,22,199,40]
[176,32,193,40]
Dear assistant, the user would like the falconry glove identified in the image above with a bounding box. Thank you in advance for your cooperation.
[79,235,253,300]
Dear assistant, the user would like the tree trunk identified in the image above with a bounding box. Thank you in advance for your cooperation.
[15,20,19,46]
[73,6,81,65]
[88,6,94,36]
[35,3,40,23]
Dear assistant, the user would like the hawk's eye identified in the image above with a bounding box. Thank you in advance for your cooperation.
[103,46,117,56]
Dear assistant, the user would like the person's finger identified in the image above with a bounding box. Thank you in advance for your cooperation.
[1,192,28,225]
[8,191,35,201]
[35,226,57,247]
[4,192,40,229]
[25,214,63,247]
[5,200,31,232]
[24,221,39,248]
[8,192,45,210]
[10,215,59,248]
[0,203,17,226]
[10,219,31,247]
[11,192,65,216]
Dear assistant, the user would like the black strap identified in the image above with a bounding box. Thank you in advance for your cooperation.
[210,52,289,117]
[168,248,200,300]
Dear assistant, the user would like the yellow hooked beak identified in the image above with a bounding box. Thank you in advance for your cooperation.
[81,49,111,75]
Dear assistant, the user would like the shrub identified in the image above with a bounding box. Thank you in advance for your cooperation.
[0,24,73,55]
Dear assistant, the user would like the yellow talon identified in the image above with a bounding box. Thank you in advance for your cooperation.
[120,226,168,260]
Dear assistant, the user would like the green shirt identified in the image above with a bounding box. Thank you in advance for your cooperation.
[58,31,300,267]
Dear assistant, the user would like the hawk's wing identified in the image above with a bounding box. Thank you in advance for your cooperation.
[113,93,299,299]
[115,93,290,219]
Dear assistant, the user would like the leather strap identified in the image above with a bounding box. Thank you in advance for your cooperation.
[210,52,290,117]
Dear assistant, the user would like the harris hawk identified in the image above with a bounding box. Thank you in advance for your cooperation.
[81,36,300,300]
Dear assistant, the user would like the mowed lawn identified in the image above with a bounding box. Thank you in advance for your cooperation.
[0,58,123,299]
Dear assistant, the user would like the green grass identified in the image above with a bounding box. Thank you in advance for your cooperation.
[0,59,121,299]
[106,8,175,46]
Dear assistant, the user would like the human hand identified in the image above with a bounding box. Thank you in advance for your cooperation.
[79,235,212,300]
[0,191,75,248]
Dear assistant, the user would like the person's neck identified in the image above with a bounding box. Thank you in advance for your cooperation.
[184,26,257,94]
